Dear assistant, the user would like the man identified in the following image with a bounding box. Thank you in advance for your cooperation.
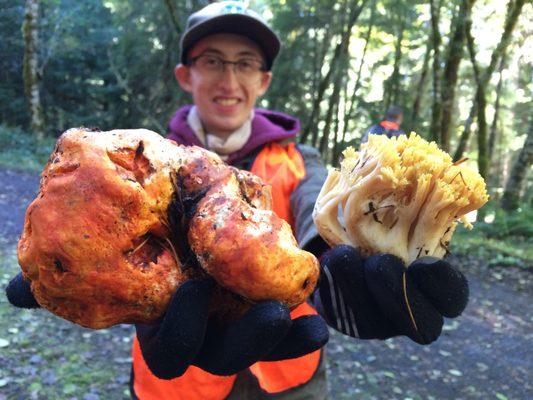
[130,3,332,398]
[361,105,405,143]
[6,2,470,400]
[129,3,468,399]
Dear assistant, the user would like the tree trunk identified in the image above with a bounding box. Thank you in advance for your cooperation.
[429,0,443,144]
[476,0,525,178]
[410,38,432,133]
[454,0,524,163]
[488,56,506,161]
[320,61,345,155]
[464,17,490,180]
[384,14,406,112]
[308,38,343,148]
[23,0,44,139]
[312,3,336,96]
[340,0,376,149]
[332,90,343,166]
[501,121,533,211]
[301,0,368,144]
[438,0,476,152]
[163,0,182,36]
[453,102,476,161]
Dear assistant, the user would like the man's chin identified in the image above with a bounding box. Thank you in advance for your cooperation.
[208,118,247,136]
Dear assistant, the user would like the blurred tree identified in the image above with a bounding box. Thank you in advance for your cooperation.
[339,0,376,156]
[301,0,369,145]
[455,0,526,174]
[409,37,431,134]
[501,121,532,211]
[438,0,476,152]
[429,0,443,143]
[23,0,44,138]
[475,0,525,178]
[1,2,28,127]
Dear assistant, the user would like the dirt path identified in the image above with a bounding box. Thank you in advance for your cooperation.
[0,167,531,400]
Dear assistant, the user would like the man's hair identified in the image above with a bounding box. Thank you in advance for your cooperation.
[385,105,403,121]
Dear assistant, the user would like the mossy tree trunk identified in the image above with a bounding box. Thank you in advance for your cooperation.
[429,0,442,144]
[501,121,533,211]
[339,0,376,153]
[476,0,525,178]
[163,0,182,36]
[438,0,476,152]
[488,56,506,164]
[453,0,524,163]
[453,102,476,162]
[410,38,432,134]
[320,56,345,157]
[384,14,406,112]
[23,0,44,139]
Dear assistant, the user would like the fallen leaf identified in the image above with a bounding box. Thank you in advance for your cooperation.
[63,383,77,395]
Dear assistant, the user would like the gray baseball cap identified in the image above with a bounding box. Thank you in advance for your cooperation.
[180,1,280,70]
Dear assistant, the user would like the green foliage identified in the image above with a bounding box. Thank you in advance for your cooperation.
[477,204,533,238]
[452,203,533,268]
[1,0,199,137]
[0,1,28,127]
[0,124,55,171]
[0,0,530,199]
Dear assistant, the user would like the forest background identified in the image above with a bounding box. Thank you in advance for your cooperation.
[1,0,532,218]
[0,0,531,399]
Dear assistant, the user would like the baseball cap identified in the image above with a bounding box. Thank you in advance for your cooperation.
[180,1,280,70]
[385,105,404,120]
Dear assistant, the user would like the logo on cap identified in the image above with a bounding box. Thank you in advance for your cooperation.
[222,3,247,14]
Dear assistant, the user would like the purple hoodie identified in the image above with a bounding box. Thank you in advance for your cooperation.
[167,105,300,165]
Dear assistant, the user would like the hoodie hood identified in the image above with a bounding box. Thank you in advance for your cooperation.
[167,105,300,165]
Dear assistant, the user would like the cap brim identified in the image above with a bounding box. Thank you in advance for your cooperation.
[181,14,280,70]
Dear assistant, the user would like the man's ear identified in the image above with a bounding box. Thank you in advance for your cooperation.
[257,72,273,97]
[175,64,192,93]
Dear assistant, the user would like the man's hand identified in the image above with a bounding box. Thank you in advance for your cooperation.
[135,279,329,379]
[318,245,468,345]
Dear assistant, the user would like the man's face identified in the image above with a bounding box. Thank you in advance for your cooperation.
[396,114,403,125]
[175,33,272,138]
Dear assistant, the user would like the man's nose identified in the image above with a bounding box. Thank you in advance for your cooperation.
[218,63,240,89]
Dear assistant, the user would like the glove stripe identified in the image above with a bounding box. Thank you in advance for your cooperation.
[322,265,359,338]
[348,307,359,338]
[322,265,342,331]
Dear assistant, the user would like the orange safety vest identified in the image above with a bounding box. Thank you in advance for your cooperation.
[131,142,321,400]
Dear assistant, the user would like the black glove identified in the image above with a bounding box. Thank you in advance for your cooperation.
[5,272,40,308]
[136,279,329,379]
[318,245,468,345]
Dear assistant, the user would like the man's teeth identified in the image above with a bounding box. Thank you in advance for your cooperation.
[216,98,239,106]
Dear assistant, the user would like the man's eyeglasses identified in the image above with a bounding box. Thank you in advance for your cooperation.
[187,54,266,85]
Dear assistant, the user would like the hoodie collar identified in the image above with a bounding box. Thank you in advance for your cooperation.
[167,105,300,165]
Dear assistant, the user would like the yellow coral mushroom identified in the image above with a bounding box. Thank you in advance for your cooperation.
[313,133,489,264]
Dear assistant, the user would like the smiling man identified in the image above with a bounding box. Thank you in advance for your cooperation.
[130,2,332,400]
[127,2,471,400]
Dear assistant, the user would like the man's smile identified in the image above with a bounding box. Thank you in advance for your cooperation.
[214,97,241,106]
